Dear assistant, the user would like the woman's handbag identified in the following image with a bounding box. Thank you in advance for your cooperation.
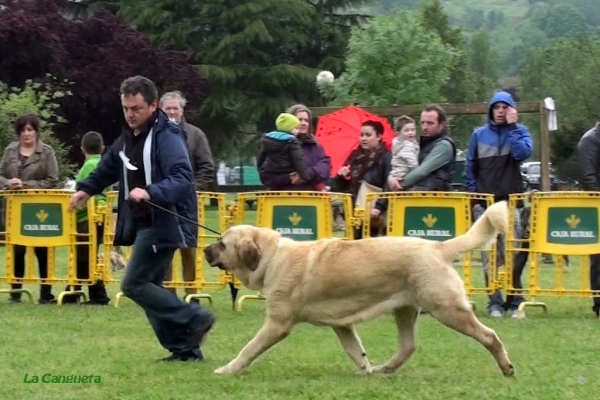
[355,180,382,210]
[354,181,386,235]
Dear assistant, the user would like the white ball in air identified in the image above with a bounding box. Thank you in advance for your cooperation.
[316,70,335,84]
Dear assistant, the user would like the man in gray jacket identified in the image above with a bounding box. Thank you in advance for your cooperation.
[160,91,215,301]
[577,120,600,317]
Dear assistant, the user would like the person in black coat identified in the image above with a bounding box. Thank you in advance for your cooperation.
[330,120,392,239]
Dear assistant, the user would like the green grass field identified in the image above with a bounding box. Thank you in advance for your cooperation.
[1,203,599,399]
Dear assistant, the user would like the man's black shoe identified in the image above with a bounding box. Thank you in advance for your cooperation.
[159,349,204,362]
[187,312,216,350]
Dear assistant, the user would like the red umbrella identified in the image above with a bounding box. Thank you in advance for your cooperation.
[315,105,396,177]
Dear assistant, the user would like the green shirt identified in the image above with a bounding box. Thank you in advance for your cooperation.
[76,154,107,223]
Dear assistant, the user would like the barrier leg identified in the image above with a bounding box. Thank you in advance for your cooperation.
[516,299,547,319]
[114,291,126,308]
[236,291,266,312]
[0,287,34,303]
[57,288,87,307]
[515,254,547,319]
[185,293,213,308]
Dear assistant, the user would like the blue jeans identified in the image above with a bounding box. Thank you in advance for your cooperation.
[473,204,524,313]
[121,228,210,353]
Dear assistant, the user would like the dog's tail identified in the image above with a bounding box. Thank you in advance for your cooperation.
[438,201,509,262]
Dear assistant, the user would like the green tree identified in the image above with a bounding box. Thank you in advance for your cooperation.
[487,10,506,30]
[464,9,485,31]
[325,8,455,106]
[420,0,482,149]
[0,78,74,182]
[520,34,600,179]
[468,28,500,100]
[420,0,475,103]
[530,3,590,39]
[116,0,373,160]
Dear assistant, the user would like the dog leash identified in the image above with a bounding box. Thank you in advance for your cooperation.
[145,200,221,236]
[118,152,221,235]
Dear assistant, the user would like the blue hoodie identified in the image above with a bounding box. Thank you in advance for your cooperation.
[465,91,533,201]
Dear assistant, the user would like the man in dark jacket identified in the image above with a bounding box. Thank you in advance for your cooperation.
[160,91,215,191]
[378,104,456,216]
[69,76,215,362]
[466,90,533,318]
[159,91,215,302]
[387,104,456,192]
[577,120,600,317]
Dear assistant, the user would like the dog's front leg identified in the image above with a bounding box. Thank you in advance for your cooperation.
[215,318,292,374]
[332,325,373,373]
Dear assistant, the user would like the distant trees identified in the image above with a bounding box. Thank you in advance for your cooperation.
[0,0,206,163]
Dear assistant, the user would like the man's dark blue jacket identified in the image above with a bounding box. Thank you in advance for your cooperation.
[76,109,199,251]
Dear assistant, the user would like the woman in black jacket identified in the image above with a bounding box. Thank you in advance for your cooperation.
[331,120,392,239]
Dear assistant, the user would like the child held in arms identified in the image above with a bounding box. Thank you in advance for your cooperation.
[257,112,325,190]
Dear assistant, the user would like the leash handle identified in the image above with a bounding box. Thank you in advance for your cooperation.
[145,200,221,236]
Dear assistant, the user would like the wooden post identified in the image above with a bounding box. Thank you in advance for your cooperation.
[539,101,551,191]
[310,102,541,117]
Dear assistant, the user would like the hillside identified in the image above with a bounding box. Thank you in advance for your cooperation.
[369,0,600,29]
[370,0,530,21]
[430,0,530,22]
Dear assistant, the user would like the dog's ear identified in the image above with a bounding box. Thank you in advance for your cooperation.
[235,236,261,271]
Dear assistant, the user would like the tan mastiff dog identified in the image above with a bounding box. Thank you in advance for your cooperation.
[204,201,514,377]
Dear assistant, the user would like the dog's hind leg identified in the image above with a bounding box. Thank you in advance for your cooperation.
[371,306,419,374]
[214,318,293,374]
[428,305,515,377]
[332,325,372,373]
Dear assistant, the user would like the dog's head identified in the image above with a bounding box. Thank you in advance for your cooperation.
[204,225,279,283]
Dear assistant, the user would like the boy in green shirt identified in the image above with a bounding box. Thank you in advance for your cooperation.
[63,131,111,305]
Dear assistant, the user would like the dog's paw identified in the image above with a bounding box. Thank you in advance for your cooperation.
[503,364,516,378]
[214,365,233,374]
[371,365,394,374]
[355,365,374,375]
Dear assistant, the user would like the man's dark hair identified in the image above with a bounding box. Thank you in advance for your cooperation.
[422,104,448,124]
[81,131,104,155]
[119,75,158,104]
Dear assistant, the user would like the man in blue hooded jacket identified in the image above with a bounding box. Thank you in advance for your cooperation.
[69,76,215,361]
[466,91,533,318]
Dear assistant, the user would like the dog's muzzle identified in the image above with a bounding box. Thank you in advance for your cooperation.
[204,246,224,269]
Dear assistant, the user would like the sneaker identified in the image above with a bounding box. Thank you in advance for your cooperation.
[8,297,22,304]
[511,309,525,319]
[489,309,503,318]
[38,298,57,305]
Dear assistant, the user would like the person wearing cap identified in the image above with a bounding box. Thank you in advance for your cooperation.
[257,113,313,189]
[466,90,533,318]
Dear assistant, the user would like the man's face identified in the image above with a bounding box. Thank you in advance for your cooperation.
[121,94,157,131]
[420,110,444,137]
[492,102,509,125]
[161,98,183,123]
